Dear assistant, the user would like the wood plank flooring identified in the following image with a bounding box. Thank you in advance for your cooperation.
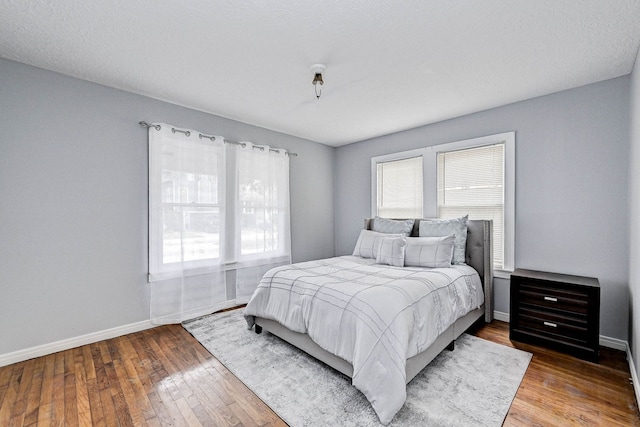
[470,321,640,426]
[1,317,638,426]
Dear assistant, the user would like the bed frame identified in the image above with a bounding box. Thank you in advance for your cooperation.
[253,218,493,384]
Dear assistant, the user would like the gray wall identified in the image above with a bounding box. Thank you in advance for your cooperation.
[335,77,630,340]
[0,58,335,355]
[0,54,632,356]
[629,48,640,376]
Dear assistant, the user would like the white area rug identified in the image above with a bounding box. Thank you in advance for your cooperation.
[183,309,531,426]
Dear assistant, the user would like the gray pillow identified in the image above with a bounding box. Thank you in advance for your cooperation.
[376,236,407,267]
[404,235,455,268]
[418,216,468,264]
[353,229,404,259]
[372,217,415,236]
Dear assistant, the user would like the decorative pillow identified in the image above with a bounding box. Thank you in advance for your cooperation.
[352,229,404,259]
[404,235,455,268]
[376,236,407,267]
[418,215,468,264]
[372,217,415,236]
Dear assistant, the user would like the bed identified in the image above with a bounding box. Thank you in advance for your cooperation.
[244,218,493,425]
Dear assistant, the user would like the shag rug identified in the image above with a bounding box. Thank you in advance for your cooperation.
[183,310,531,426]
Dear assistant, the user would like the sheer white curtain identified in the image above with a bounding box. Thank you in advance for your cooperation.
[148,124,227,324]
[231,142,291,302]
[147,123,291,324]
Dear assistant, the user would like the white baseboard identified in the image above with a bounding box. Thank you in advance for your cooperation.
[0,320,155,367]
[627,345,640,410]
[493,310,510,322]
[600,335,627,352]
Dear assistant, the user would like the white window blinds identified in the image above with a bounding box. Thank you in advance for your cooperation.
[376,156,423,218]
[437,143,505,269]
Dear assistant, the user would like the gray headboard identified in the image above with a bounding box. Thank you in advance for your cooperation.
[364,218,494,322]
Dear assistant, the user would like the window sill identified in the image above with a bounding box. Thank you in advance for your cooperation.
[494,269,513,280]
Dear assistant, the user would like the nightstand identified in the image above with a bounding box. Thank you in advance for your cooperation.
[509,269,600,362]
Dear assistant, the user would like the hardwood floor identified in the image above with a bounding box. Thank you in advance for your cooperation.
[1,317,638,426]
[470,321,640,426]
[0,324,286,427]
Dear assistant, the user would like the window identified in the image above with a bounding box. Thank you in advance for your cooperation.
[150,134,225,273]
[376,156,423,218]
[147,123,291,324]
[437,144,505,269]
[372,132,515,273]
[235,144,290,259]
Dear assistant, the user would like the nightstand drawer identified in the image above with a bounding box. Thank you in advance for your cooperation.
[518,283,589,314]
[518,308,589,343]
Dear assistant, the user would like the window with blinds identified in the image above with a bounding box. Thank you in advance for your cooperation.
[372,132,514,273]
[376,156,423,218]
[437,143,505,269]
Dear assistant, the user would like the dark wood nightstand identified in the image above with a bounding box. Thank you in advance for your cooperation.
[509,268,600,362]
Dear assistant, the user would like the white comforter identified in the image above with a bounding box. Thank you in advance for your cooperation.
[243,256,484,425]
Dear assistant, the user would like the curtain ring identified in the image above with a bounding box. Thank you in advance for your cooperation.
[172,128,191,137]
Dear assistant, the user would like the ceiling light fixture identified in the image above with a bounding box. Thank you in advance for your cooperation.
[311,64,326,99]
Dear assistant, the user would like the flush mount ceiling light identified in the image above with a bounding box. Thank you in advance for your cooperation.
[311,64,326,99]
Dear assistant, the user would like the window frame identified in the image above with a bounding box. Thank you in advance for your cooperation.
[371,131,515,276]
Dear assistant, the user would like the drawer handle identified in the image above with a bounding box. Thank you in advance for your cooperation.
[543,321,557,328]
[544,296,558,302]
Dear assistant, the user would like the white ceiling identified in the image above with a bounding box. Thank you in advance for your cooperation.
[1,1,640,147]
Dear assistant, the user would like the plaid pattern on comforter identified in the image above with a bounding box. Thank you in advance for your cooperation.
[244,256,484,425]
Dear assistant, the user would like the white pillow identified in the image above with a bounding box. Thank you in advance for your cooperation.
[352,229,404,259]
[418,216,468,264]
[376,236,407,267]
[372,217,415,236]
[404,235,455,268]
